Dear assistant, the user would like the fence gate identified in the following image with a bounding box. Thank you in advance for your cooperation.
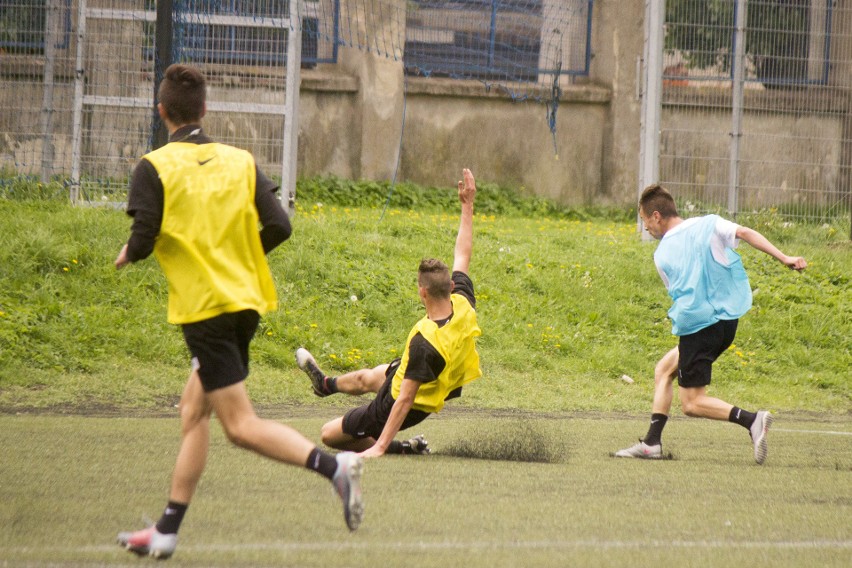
[641,0,852,238]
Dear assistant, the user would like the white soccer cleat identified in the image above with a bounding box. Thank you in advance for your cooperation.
[332,452,365,531]
[117,525,177,559]
[614,439,663,459]
[749,410,773,465]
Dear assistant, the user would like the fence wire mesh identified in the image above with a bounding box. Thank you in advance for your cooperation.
[1,0,590,203]
[4,0,848,232]
[660,0,851,232]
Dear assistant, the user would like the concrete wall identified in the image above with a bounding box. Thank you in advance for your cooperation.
[397,79,608,205]
[2,0,849,210]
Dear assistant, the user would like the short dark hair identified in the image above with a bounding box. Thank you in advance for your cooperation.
[157,64,206,125]
[418,258,452,299]
[639,184,679,218]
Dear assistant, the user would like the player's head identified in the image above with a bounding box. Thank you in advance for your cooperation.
[418,258,452,300]
[639,184,679,239]
[157,64,206,127]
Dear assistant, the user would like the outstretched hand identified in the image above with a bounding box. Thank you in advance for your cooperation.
[457,168,476,205]
[784,256,807,271]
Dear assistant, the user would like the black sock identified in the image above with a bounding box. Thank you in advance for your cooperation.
[306,447,338,480]
[155,501,188,535]
[386,440,404,454]
[324,376,339,394]
[728,407,756,430]
[643,413,668,446]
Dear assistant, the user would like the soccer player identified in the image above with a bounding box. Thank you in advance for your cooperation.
[295,168,481,458]
[615,184,807,464]
[114,64,364,559]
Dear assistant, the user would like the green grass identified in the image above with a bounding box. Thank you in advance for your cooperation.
[0,413,849,567]
[0,180,849,413]
[0,180,848,565]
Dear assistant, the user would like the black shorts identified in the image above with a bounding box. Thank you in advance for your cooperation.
[342,358,431,439]
[677,319,738,388]
[181,310,260,392]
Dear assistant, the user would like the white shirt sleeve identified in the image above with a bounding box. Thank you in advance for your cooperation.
[710,217,740,265]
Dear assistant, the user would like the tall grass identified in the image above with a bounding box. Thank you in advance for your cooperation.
[0,178,849,413]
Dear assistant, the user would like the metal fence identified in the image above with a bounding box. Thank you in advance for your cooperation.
[403,0,592,85]
[1,0,592,203]
[0,0,320,203]
[655,0,852,232]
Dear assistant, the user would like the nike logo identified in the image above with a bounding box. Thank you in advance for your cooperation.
[197,157,215,165]
[651,420,659,424]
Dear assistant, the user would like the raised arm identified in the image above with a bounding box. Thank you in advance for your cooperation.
[735,226,807,271]
[452,168,476,275]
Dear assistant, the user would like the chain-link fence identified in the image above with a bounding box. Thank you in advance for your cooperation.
[659,0,851,233]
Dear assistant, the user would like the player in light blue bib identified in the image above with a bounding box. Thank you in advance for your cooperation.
[615,184,807,464]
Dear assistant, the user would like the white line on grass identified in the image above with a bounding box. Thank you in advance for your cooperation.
[13,539,852,555]
[775,428,852,436]
[193,540,852,552]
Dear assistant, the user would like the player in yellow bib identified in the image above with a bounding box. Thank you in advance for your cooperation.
[296,169,481,457]
[114,65,364,560]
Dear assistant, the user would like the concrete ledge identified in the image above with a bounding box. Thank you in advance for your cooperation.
[300,69,360,93]
[404,76,611,103]
[663,85,851,114]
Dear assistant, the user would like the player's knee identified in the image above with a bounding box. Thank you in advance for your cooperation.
[681,399,699,417]
[320,421,344,448]
[179,402,210,435]
[222,418,255,449]
[320,424,336,447]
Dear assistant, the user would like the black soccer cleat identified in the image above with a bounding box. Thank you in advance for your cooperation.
[295,348,331,397]
[403,434,431,455]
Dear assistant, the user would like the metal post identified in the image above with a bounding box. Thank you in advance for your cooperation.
[153,0,174,150]
[70,0,88,204]
[40,0,61,183]
[729,0,748,217]
[282,0,303,216]
[638,0,664,239]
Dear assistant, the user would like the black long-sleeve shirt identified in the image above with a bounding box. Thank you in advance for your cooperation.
[125,125,291,262]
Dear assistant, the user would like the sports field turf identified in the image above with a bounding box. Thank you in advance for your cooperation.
[1,411,849,567]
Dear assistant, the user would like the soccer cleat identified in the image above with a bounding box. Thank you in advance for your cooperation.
[749,410,773,465]
[332,452,365,531]
[117,525,177,559]
[295,347,330,397]
[614,439,663,459]
[403,434,431,455]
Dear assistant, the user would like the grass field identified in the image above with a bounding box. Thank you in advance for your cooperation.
[0,180,849,566]
[1,411,850,567]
